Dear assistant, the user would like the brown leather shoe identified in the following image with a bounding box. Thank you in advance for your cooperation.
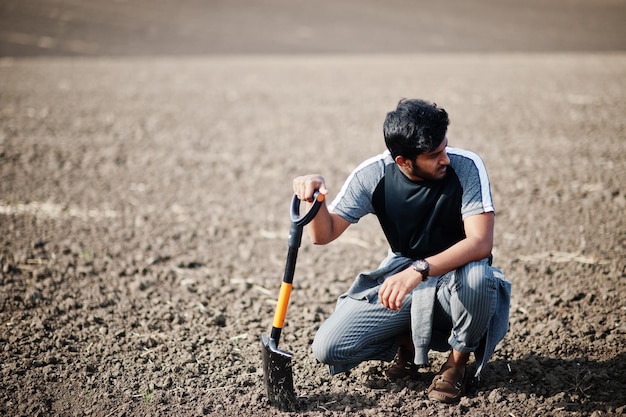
[427,365,466,403]
[384,338,420,381]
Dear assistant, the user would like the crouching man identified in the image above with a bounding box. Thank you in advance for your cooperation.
[293,98,511,403]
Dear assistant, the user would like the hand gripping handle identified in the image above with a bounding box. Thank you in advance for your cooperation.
[290,190,325,226]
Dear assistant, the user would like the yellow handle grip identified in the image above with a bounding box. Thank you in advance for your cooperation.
[272,282,293,329]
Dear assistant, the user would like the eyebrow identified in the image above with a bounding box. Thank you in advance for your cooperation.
[428,139,448,156]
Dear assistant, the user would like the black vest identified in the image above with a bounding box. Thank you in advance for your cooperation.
[371,163,465,259]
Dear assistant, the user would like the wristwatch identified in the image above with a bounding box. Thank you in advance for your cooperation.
[412,259,430,281]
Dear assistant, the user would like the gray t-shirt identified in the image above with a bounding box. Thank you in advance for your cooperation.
[328,147,494,258]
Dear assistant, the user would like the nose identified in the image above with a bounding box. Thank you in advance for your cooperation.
[440,150,450,165]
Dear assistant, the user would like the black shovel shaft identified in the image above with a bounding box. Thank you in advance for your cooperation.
[269,191,324,345]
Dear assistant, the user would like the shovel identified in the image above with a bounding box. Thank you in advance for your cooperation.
[261,190,324,411]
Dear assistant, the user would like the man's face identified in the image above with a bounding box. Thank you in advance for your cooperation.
[405,138,450,181]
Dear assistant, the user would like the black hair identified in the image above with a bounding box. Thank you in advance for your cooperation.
[383,98,449,160]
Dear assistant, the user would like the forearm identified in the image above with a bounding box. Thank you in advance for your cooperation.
[425,236,492,277]
[425,212,495,277]
[305,202,333,244]
[305,202,349,245]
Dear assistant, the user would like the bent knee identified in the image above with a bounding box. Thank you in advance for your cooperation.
[311,332,345,364]
[311,337,331,364]
[458,261,495,290]
[311,329,351,365]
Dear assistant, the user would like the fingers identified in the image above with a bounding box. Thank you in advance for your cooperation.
[379,281,406,311]
[379,268,422,311]
[293,174,327,202]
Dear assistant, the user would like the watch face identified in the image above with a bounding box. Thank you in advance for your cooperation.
[414,260,428,272]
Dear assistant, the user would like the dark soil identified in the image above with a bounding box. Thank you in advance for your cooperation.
[1,2,625,417]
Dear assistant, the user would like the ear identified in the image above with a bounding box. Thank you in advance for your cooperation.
[394,155,412,169]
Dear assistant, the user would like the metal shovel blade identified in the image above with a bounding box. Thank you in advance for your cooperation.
[261,333,296,411]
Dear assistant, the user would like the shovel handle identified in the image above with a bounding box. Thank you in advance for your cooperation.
[290,190,325,226]
[272,282,293,329]
[270,190,325,342]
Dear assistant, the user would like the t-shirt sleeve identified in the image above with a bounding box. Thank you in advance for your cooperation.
[449,148,495,219]
[328,153,387,223]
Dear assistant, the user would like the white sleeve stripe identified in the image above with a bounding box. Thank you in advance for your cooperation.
[447,147,494,213]
[328,150,389,212]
